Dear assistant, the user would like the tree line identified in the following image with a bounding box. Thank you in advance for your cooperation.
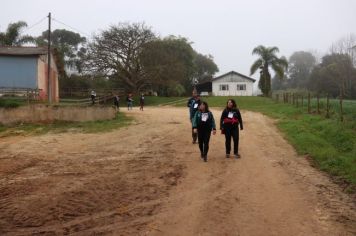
[1,21,355,98]
[0,21,219,96]
[255,35,356,99]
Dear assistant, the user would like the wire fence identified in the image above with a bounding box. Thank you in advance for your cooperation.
[273,92,356,123]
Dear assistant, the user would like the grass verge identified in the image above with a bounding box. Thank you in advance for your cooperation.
[0,98,23,108]
[0,112,133,137]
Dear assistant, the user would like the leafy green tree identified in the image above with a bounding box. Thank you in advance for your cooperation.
[140,36,196,95]
[288,51,316,89]
[0,21,34,46]
[250,45,288,96]
[193,53,219,82]
[36,29,87,76]
[309,53,356,98]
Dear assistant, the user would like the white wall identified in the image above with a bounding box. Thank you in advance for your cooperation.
[212,73,254,96]
[212,82,253,96]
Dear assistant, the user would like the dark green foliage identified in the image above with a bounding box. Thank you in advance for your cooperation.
[309,53,356,99]
[36,29,87,77]
[0,21,34,46]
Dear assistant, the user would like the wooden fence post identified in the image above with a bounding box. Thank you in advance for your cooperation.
[317,94,320,114]
[308,92,311,114]
[326,94,330,118]
[340,94,344,122]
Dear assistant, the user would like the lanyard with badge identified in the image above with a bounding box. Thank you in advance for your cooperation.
[228,112,234,118]
[201,112,209,122]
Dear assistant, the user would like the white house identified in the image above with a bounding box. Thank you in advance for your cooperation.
[196,71,256,96]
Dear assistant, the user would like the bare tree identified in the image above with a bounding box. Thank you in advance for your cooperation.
[330,34,356,66]
[329,34,356,98]
[84,23,156,92]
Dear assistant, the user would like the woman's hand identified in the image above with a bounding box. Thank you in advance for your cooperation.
[212,130,216,135]
[193,128,198,134]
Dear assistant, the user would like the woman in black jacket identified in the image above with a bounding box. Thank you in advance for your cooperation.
[192,101,216,162]
[220,99,243,158]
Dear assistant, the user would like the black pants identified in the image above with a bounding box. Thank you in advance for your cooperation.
[91,95,95,105]
[224,126,239,155]
[198,128,211,156]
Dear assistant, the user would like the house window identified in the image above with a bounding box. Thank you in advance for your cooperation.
[237,84,246,90]
[219,84,229,91]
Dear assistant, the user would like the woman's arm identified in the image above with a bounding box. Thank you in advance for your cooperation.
[236,109,243,130]
[210,112,217,130]
[192,111,199,128]
[220,110,226,130]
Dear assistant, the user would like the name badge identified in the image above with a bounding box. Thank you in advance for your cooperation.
[194,103,198,109]
[201,113,208,122]
[228,112,234,118]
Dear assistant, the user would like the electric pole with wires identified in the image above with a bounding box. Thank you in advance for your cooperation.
[47,12,52,104]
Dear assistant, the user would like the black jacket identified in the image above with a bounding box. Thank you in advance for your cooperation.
[192,111,216,130]
[220,108,243,130]
[188,98,201,120]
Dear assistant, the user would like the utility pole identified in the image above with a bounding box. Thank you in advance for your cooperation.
[47,12,52,104]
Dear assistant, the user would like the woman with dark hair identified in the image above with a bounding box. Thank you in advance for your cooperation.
[192,101,216,162]
[220,99,243,158]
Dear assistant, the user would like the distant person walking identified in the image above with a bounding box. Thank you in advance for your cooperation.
[187,92,201,144]
[192,101,216,162]
[126,93,133,110]
[220,99,243,158]
[91,90,96,105]
[114,95,120,110]
[139,94,145,111]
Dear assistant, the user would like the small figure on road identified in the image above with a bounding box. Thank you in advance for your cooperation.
[220,99,243,158]
[192,101,216,162]
[126,93,133,110]
[139,94,145,111]
[187,92,201,144]
[91,90,96,105]
[114,94,120,110]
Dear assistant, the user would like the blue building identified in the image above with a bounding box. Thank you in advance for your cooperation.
[0,47,59,102]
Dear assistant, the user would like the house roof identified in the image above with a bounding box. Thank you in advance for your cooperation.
[0,47,48,56]
[211,71,256,83]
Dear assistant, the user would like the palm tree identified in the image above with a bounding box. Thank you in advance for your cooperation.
[0,21,34,46]
[250,45,288,97]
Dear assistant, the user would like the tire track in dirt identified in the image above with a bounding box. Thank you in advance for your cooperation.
[0,108,186,235]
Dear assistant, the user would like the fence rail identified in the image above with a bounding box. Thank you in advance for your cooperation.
[60,87,125,98]
[59,94,116,106]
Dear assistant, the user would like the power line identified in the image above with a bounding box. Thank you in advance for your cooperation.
[52,17,91,38]
[22,16,47,33]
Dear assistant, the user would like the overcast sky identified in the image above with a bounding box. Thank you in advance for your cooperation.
[1,0,356,80]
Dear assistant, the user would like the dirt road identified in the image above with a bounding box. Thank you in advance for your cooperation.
[0,107,355,235]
